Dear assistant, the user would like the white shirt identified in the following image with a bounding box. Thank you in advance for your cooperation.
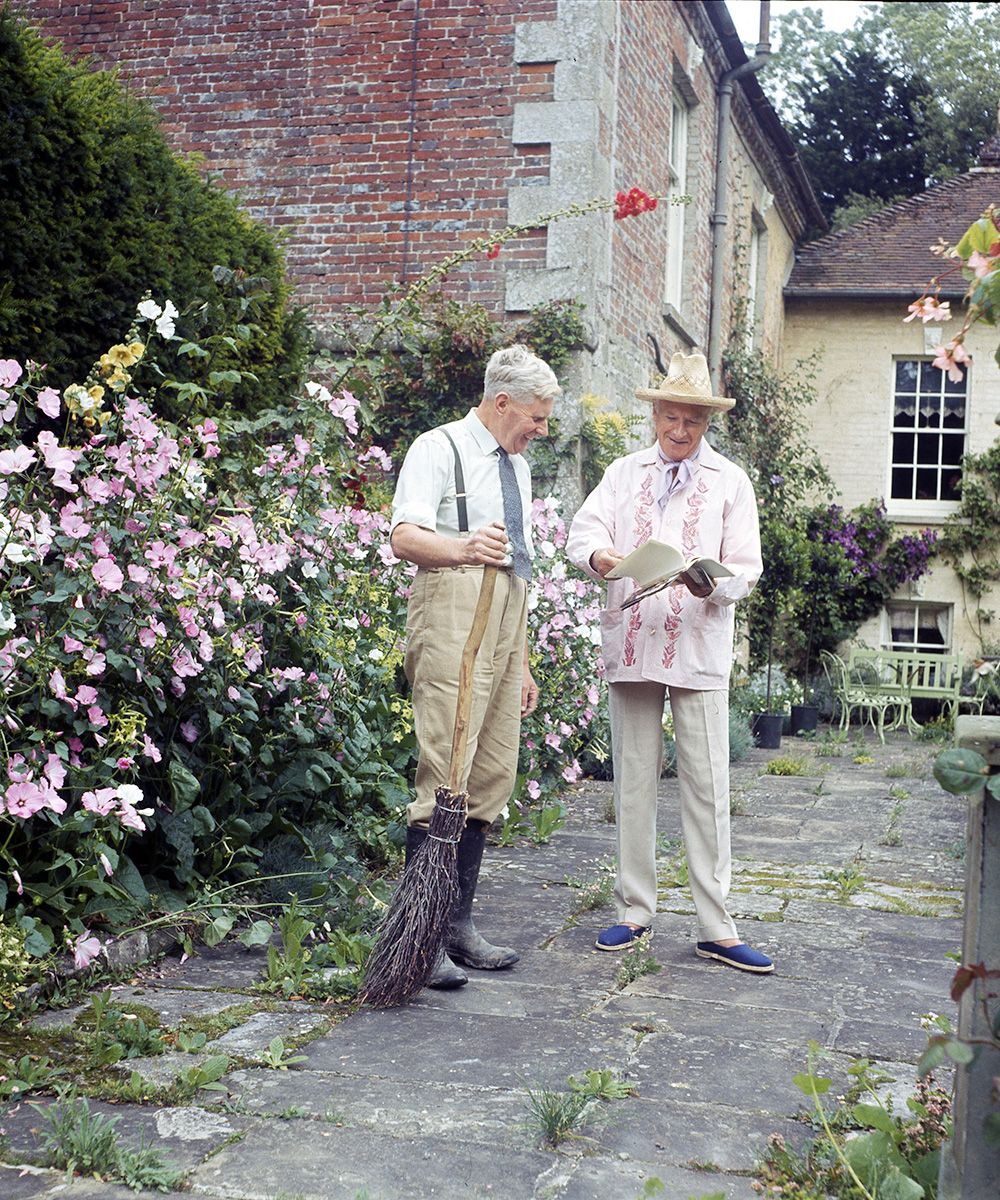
[390,410,534,555]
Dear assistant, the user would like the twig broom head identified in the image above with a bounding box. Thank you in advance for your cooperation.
[359,786,466,1008]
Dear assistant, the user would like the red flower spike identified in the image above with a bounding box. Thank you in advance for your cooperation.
[486,243,501,259]
[614,187,657,221]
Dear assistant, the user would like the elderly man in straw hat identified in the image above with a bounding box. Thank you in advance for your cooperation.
[566,351,772,973]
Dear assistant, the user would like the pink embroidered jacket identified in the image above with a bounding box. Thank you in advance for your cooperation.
[566,440,762,690]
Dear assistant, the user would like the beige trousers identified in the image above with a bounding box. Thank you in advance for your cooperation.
[609,681,738,943]
[404,566,527,827]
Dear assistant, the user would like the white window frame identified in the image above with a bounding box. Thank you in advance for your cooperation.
[881,601,953,654]
[886,356,966,521]
[664,92,688,312]
[744,214,766,348]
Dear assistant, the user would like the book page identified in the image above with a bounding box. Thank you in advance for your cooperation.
[605,539,686,587]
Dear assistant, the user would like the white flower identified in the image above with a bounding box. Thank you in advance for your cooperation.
[368,648,384,662]
[137,299,162,321]
[301,561,320,578]
[2,540,30,563]
[155,300,178,339]
[539,540,556,559]
[0,602,15,633]
[115,783,144,806]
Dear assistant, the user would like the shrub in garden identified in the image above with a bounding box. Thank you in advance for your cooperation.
[0,9,311,419]
[0,302,411,966]
[346,293,588,460]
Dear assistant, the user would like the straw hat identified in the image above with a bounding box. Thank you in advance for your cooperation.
[635,352,734,412]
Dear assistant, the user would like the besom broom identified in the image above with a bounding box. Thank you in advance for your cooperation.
[360,565,499,1008]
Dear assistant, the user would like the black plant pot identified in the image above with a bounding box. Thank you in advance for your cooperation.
[790,703,819,736]
[752,712,783,749]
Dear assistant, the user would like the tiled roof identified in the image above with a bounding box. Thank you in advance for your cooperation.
[785,164,1000,298]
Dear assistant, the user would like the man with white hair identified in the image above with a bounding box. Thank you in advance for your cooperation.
[567,351,773,973]
[390,343,559,988]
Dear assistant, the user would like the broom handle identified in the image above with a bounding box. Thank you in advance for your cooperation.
[447,565,499,793]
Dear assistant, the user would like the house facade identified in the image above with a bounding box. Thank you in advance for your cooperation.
[19,0,821,432]
[783,139,1000,666]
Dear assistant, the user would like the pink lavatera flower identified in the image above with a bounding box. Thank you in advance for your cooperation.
[931,340,972,383]
[73,932,102,970]
[903,296,951,323]
[36,387,61,419]
[0,445,37,474]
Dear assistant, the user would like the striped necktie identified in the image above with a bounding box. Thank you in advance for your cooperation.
[496,448,531,581]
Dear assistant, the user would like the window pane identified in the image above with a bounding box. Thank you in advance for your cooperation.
[941,433,965,466]
[919,362,943,392]
[886,603,951,652]
[892,431,914,463]
[944,394,965,426]
[916,468,938,499]
[916,434,939,465]
[891,466,913,499]
[894,395,916,425]
[895,360,917,391]
[942,467,962,502]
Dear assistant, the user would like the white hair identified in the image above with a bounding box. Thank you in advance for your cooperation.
[483,344,560,405]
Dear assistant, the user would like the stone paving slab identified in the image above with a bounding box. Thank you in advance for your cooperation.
[187,1122,557,1200]
[1,729,968,1199]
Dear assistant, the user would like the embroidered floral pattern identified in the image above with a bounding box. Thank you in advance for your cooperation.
[623,472,655,668]
[662,479,710,669]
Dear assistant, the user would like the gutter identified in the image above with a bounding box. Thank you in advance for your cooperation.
[707,2,772,389]
[703,2,827,387]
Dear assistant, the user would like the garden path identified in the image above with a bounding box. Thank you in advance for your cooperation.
[2,728,966,1199]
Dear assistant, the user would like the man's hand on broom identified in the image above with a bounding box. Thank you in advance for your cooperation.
[463,521,513,567]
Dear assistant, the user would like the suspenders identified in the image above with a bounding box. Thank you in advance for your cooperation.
[441,428,469,535]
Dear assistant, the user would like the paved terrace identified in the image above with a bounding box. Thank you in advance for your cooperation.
[2,729,966,1200]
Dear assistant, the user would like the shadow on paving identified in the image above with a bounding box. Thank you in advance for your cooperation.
[2,728,964,1199]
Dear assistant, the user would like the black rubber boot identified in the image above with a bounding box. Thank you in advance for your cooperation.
[405,826,468,989]
[446,819,519,969]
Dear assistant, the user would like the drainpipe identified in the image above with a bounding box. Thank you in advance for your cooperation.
[707,1,771,390]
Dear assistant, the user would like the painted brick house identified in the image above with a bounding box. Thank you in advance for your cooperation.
[18,0,821,422]
[783,138,1000,665]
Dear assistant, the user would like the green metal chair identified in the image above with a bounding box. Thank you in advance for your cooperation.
[819,649,904,743]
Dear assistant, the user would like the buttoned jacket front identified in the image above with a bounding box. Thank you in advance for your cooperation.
[566,440,762,690]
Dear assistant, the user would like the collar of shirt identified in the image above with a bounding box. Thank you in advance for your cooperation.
[657,442,702,505]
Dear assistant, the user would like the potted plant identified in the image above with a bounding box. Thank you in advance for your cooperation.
[748,522,809,748]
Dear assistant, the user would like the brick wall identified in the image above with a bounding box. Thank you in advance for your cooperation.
[20,0,558,322]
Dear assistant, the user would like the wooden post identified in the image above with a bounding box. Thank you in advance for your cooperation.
[939,715,1000,1199]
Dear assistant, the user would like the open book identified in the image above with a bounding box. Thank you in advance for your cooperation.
[605,539,734,608]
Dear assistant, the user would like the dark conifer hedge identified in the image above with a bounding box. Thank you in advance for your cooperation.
[0,7,310,417]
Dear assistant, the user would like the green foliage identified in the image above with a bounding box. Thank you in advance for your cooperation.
[933,746,997,797]
[781,1053,951,1200]
[352,293,587,460]
[0,1052,63,1101]
[261,1036,308,1070]
[522,1083,591,1147]
[615,942,661,986]
[568,1068,636,1101]
[0,9,310,417]
[579,394,647,495]
[761,3,1000,199]
[789,44,932,225]
[37,1093,184,1191]
[0,918,31,1008]
[935,440,1000,648]
[764,755,810,777]
[823,865,866,902]
[719,338,830,695]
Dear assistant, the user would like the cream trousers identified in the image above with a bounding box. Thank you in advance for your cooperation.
[404,566,527,827]
[609,681,738,943]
